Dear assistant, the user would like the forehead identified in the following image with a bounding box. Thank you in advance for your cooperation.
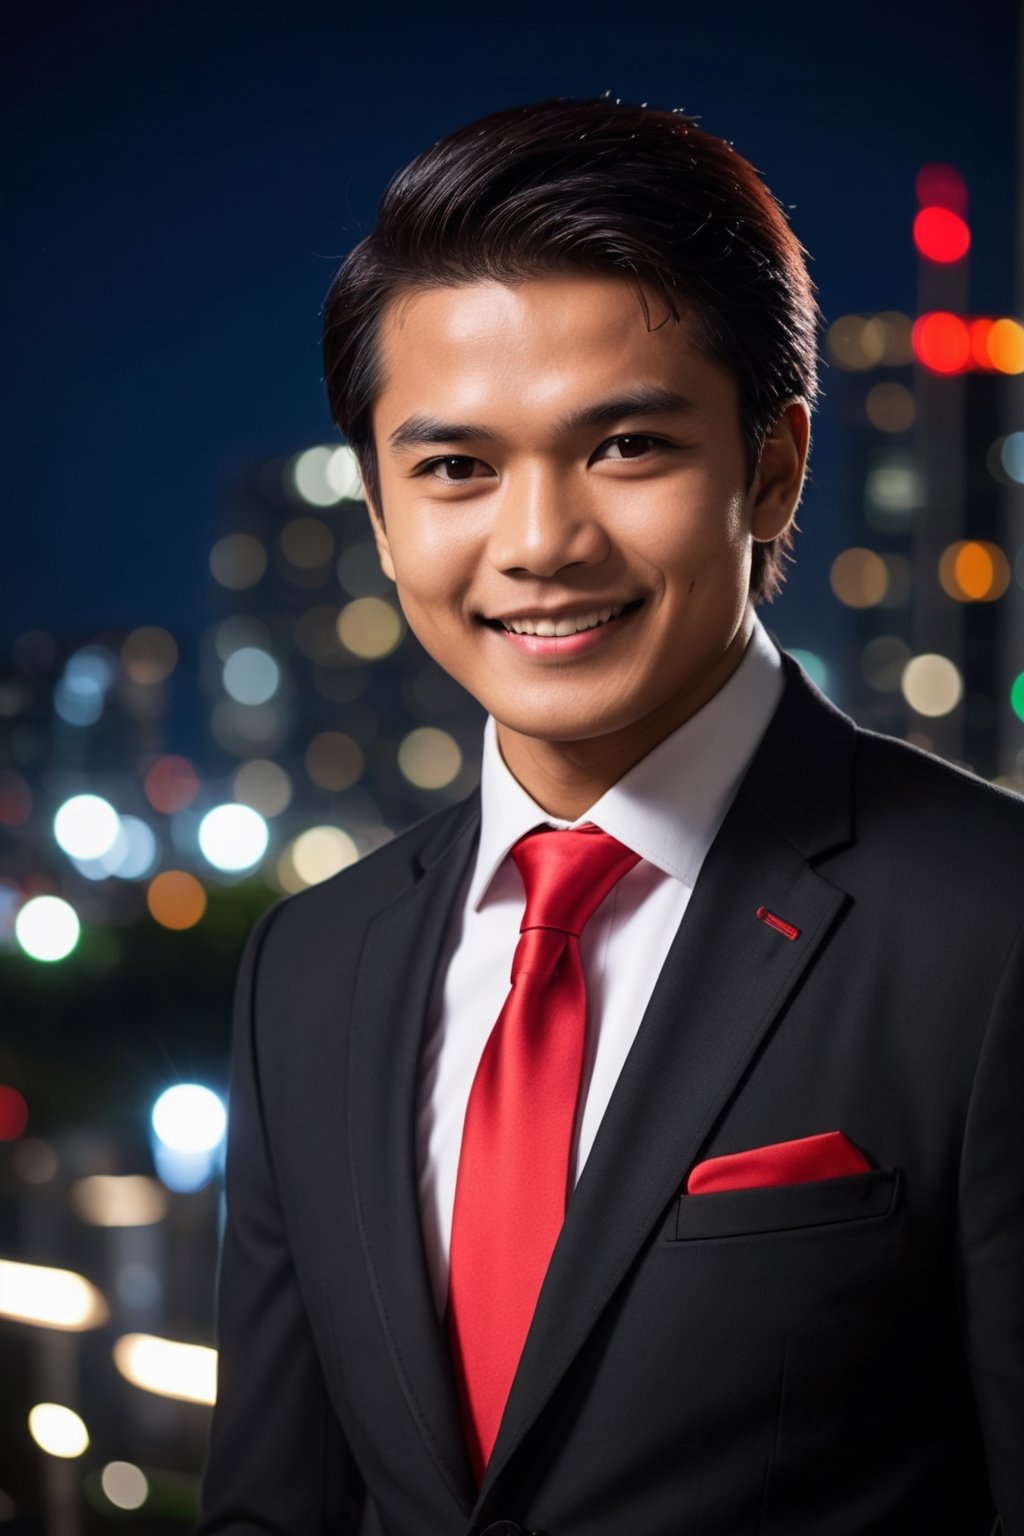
[371,273,736,434]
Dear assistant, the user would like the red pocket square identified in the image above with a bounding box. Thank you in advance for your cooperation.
[686,1131,872,1195]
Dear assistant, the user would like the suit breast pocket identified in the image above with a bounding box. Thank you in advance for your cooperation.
[671,1168,901,1242]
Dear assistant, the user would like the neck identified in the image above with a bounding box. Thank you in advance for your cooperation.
[495,614,754,821]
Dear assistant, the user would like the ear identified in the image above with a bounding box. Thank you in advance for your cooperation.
[749,399,811,543]
[365,491,397,583]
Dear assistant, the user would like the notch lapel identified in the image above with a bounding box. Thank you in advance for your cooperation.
[478,662,858,1502]
[348,797,481,1514]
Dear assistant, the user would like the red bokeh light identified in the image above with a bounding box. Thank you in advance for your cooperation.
[970,319,995,370]
[915,164,968,216]
[0,1085,29,1141]
[913,313,972,374]
[914,207,970,263]
[144,755,200,815]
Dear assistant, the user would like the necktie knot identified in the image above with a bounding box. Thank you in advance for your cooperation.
[511,823,640,938]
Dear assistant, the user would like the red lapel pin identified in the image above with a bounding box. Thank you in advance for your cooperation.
[756,906,800,941]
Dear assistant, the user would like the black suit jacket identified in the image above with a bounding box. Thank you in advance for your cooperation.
[197,656,1024,1534]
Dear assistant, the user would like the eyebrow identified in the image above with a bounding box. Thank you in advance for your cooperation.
[386,386,698,453]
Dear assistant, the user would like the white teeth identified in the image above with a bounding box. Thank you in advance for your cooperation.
[503,604,625,636]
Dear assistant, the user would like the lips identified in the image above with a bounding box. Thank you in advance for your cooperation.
[485,599,643,636]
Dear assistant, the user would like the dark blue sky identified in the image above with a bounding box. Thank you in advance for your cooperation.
[3,0,1019,657]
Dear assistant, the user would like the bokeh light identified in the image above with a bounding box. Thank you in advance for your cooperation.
[54,794,120,859]
[101,1463,149,1512]
[337,597,404,659]
[232,759,293,817]
[291,826,359,886]
[222,647,280,705]
[121,627,178,685]
[1011,673,1024,725]
[290,446,343,507]
[198,804,269,871]
[280,517,335,570]
[787,650,829,690]
[0,1260,108,1331]
[901,654,963,717]
[209,533,267,590]
[325,445,365,501]
[912,313,971,374]
[144,755,200,814]
[14,1139,59,1184]
[938,541,1011,602]
[305,732,365,791]
[15,896,80,962]
[398,728,463,789]
[70,1176,168,1228]
[113,1334,217,1406]
[1001,432,1024,484]
[987,317,1024,374]
[151,1086,226,1156]
[864,454,922,530]
[865,382,915,433]
[829,548,888,608]
[913,206,970,262]
[105,815,159,879]
[28,1405,89,1459]
[0,1087,29,1141]
[146,872,207,931]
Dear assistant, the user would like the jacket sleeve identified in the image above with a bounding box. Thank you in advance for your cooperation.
[957,915,1024,1534]
[196,900,366,1535]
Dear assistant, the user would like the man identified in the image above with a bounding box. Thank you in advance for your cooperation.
[197,99,1023,1533]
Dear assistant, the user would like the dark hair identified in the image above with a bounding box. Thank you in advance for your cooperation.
[321,97,819,602]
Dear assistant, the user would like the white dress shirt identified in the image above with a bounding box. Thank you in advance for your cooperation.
[415,617,785,1316]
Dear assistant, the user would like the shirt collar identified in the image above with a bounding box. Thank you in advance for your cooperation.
[468,614,785,909]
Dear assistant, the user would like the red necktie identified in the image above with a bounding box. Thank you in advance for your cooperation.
[447,823,641,1482]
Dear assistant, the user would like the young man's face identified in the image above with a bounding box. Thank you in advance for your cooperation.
[368,273,807,782]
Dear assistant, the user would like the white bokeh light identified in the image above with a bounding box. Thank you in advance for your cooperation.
[101,1461,149,1511]
[151,1085,227,1155]
[15,896,81,962]
[53,795,121,859]
[28,1404,90,1458]
[325,445,365,501]
[290,446,340,507]
[198,804,269,871]
[222,647,280,706]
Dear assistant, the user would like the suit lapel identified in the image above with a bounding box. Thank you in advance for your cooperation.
[348,796,481,1514]
[479,662,858,1501]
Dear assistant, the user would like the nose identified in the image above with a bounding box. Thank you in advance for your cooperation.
[487,465,610,577]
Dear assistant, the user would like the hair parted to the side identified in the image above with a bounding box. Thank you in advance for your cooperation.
[321,96,820,603]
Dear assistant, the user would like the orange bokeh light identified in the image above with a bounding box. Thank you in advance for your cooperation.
[987,318,1024,375]
[913,313,971,375]
[913,206,970,263]
[144,756,200,815]
[938,541,1011,602]
[146,871,207,931]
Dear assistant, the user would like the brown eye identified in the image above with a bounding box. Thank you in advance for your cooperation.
[612,435,653,458]
[440,456,476,479]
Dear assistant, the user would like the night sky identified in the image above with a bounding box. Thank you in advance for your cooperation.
[3,0,1019,684]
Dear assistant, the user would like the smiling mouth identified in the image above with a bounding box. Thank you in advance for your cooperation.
[484,599,643,637]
